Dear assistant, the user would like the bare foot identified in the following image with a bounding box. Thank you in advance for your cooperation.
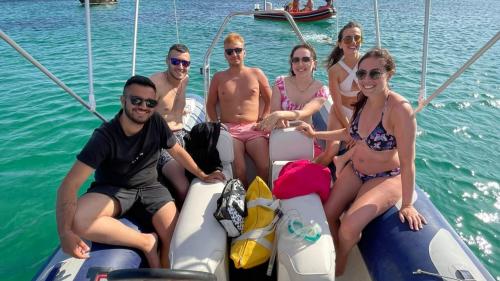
[333,155,349,179]
[143,233,160,268]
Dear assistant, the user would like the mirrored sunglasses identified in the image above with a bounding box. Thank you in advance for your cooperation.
[224,47,244,55]
[170,57,191,67]
[128,95,158,108]
[342,35,362,44]
[355,69,386,80]
[291,56,312,64]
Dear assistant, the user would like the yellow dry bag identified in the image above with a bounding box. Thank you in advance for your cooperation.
[230,176,280,269]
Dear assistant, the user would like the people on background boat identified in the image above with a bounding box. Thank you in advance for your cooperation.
[55,75,225,268]
[255,44,329,157]
[297,48,427,276]
[207,32,272,187]
[314,21,363,176]
[319,0,333,9]
[301,0,314,12]
[150,43,191,207]
[288,0,300,12]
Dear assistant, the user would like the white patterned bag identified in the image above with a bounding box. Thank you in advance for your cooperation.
[214,179,246,237]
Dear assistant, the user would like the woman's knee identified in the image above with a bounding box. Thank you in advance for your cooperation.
[325,141,341,156]
[338,216,363,241]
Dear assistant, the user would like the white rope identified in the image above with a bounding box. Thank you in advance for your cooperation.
[131,0,140,76]
[84,0,96,111]
[335,0,339,35]
[415,32,499,113]
[373,0,381,48]
[418,0,432,107]
[173,0,180,43]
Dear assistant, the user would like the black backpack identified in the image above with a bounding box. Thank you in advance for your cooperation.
[183,122,223,182]
[214,179,246,237]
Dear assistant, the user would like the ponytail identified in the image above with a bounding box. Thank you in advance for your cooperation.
[326,46,343,69]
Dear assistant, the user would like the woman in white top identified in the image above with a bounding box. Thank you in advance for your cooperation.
[315,22,363,171]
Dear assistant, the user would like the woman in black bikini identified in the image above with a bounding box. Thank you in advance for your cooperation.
[297,48,426,276]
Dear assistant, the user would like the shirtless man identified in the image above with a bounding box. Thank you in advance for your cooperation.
[150,44,191,206]
[207,33,272,187]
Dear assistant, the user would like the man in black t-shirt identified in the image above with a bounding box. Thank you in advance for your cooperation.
[55,75,225,268]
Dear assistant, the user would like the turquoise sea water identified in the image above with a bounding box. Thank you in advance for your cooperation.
[0,0,498,280]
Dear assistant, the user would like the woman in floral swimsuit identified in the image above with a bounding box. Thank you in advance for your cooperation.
[256,44,329,156]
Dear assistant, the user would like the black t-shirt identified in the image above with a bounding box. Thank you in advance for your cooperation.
[77,110,176,188]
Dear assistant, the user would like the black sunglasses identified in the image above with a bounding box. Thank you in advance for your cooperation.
[128,95,158,108]
[291,56,312,64]
[356,69,385,80]
[225,47,244,55]
[170,57,191,67]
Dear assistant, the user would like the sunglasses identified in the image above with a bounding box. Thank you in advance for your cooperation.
[170,57,191,67]
[342,35,362,44]
[355,69,386,80]
[224,47,244,55]
[291,56,312,64]
[128,95,158,108]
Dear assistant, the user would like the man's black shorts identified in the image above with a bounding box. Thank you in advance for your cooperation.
[86,183,174,217]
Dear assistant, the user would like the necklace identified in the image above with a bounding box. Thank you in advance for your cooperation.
[293,77,315,93]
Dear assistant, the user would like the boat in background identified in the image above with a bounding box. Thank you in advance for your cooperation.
[253,1,335,22]
[78,0,118,5]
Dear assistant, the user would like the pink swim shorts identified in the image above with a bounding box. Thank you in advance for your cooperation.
[224,122,269,143]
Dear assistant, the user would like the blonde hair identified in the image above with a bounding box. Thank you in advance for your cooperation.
[224,32,245,46]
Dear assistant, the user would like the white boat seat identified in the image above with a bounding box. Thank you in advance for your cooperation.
[277,195,336,281]
[269,127,314,188]
[269,128,335,281]
[217,129,234,179]
[269,127,314,163]
[169,129,234,281]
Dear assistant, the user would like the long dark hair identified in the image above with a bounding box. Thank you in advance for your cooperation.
[351,48,396,119]
[289,44,317,76]
[325,21,363,69]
